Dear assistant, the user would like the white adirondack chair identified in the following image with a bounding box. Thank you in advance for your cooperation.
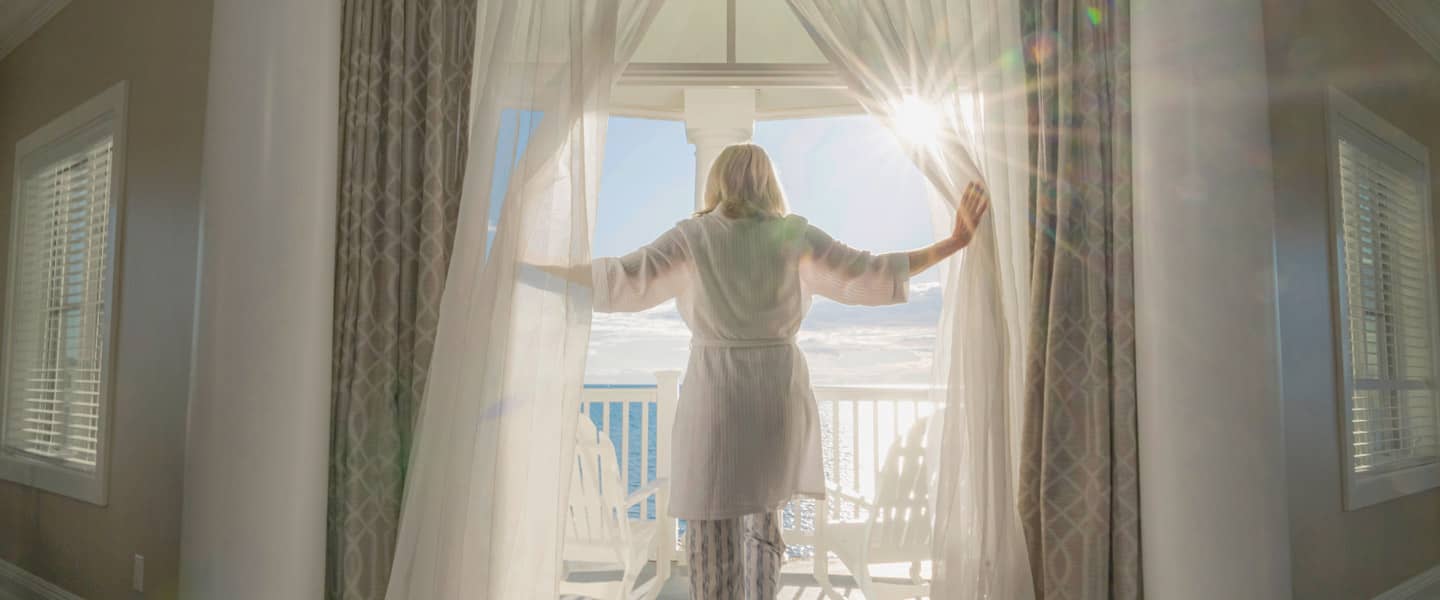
[560,414,671,600]
[814,417,935,600]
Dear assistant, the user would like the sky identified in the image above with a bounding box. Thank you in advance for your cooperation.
[585,115,944,385]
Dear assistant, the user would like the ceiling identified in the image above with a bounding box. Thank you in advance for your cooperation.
[1375,0,1440,63]
[9,1,1426,117]
[0,0,68,61]
[615,0,856,120]
[630,0,825,64]
[624,0,1440,119]
[0,0,851,119]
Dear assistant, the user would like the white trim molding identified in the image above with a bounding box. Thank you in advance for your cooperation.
[1374,563,1440,600]
[0,0,71,61]
[0,559,84,600]
[1375,0,1440,64]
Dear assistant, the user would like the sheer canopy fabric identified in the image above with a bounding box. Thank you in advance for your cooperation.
[383,2,662,598]
[785,1,1035,598]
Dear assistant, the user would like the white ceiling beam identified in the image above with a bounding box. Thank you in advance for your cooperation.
[726,0,737,63]
[620,63,845,88]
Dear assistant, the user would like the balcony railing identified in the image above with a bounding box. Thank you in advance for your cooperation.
[580,372,939,560]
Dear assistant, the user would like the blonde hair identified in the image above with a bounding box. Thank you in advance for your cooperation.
[696,143,789,219]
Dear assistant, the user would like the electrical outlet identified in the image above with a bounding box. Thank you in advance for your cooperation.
[132,554,144,593]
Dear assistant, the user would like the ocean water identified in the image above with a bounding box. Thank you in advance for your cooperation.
[581,391,661,520]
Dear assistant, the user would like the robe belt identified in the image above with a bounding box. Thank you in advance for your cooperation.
[690,335,797,349]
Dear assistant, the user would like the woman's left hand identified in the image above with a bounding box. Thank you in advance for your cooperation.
[952,181,990,249]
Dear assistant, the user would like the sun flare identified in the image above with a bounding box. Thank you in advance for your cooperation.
[892,95,943,147]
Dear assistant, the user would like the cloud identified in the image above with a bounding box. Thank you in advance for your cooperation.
[589,302,689,343]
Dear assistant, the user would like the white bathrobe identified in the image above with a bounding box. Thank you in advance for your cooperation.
[592,212,910,520]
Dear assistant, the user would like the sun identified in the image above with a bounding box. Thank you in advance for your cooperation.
[891,95,942,147]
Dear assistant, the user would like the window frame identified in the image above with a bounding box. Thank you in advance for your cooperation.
[1326,87,1440,510]
[0,81,128,506]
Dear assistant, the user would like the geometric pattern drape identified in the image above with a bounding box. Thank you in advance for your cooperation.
[1017,1,1142,598]
[326,0,474,598]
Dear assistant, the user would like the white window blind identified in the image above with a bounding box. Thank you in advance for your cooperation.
[2,135,115,472]
[1328,89,1440,510]
[1337,137,1440,474]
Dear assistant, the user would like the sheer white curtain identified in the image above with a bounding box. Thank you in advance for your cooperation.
[784,2,1034,598]
[384,2,663,598]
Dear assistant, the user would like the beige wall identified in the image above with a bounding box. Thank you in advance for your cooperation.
[0,0,211,598]
[1264,1,1440,597]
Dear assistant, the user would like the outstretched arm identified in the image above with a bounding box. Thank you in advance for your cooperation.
[591,227,689,312]
[522,227,687,312]
[904,181,989,276]
[531,263,592,287]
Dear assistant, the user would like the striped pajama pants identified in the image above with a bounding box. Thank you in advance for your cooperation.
[685,511,786,600]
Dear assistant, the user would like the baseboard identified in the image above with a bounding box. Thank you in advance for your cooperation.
[1375,563,1440,600]
[0,560,83,600]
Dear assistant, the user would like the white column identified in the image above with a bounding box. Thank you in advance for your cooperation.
[684,88,757,210]
[179,0,339,597]
[1132,1,1292,598]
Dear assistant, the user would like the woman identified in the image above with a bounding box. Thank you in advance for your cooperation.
[589,144,987,599]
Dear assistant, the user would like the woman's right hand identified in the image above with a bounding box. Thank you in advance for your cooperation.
[952,181,990,249]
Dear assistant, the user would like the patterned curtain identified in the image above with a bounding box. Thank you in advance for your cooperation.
[327,1,474,598]
[1017,1,1141,599]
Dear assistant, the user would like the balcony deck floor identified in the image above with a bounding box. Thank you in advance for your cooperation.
[565,558,924,599]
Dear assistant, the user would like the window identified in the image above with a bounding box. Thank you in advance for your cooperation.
[585,115,938,385]
[584,114,939,557]
[0,82,126,505]
[1328,88,1440,510]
